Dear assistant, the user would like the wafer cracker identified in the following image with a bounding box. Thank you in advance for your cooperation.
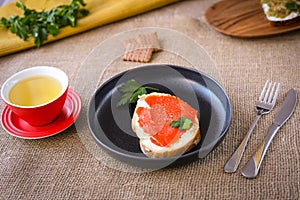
[122,32,161,63]
[122,38,138,52]
[122,48,154,62]
[136,32,161,52]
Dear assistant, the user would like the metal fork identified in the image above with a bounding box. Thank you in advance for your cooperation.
[224,80,280,173]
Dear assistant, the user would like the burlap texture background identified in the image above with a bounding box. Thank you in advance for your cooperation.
[0,0,299,199]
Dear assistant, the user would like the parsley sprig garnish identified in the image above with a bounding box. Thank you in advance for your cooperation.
[0,0,89,47]
[170,117,193,130]
[285,1,300,14]
[117,79,159,106]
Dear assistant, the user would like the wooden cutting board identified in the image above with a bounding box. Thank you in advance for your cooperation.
[205,0,300,38]
[0,0,178,56]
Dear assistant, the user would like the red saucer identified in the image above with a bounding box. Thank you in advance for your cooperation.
[1,88,81,139]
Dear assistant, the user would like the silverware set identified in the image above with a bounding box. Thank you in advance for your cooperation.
[224,80,297,178]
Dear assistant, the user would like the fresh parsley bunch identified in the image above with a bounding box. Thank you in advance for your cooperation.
[0,0,89,47]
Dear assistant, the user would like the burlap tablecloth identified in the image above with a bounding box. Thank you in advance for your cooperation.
[0,0,299,199]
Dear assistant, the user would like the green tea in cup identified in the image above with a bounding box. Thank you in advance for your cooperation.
[9,75,62,107]
[1,66,69,126]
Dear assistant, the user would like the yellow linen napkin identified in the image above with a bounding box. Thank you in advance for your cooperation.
[0,0,179,57]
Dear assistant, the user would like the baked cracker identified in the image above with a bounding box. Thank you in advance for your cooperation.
[122,32,161,62]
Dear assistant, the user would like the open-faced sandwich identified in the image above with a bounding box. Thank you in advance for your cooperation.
[261,0,300,26]
[132,92,200,158]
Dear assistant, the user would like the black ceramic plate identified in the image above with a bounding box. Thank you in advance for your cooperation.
[88,65,232,169]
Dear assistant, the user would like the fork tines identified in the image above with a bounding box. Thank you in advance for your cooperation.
[259,80,281,105]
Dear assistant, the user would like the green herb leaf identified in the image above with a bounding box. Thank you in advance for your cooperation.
[129,87,147,104]
[16,0,26,10]
[79,9,90,17]
[169,120,180,128]
[0,0,89,47]
[170,117,193,130]
[117,92,132,107]
[117,79,159,106]
[47,24,59,36]
[285,2,300,13]
[118,79,141,93]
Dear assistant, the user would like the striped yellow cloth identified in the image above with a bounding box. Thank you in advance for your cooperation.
[0,0,179,56]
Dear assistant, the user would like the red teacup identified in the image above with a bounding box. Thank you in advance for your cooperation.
[1,66,69,126]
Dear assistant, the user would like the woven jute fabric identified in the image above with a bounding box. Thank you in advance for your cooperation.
[0,1,299,199]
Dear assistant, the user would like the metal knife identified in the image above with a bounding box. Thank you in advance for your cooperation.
[242,88,297,178]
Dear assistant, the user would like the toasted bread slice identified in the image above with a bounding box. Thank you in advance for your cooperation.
[132,93,200,158]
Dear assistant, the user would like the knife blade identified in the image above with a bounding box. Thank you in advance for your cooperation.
[242,88,297,178]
